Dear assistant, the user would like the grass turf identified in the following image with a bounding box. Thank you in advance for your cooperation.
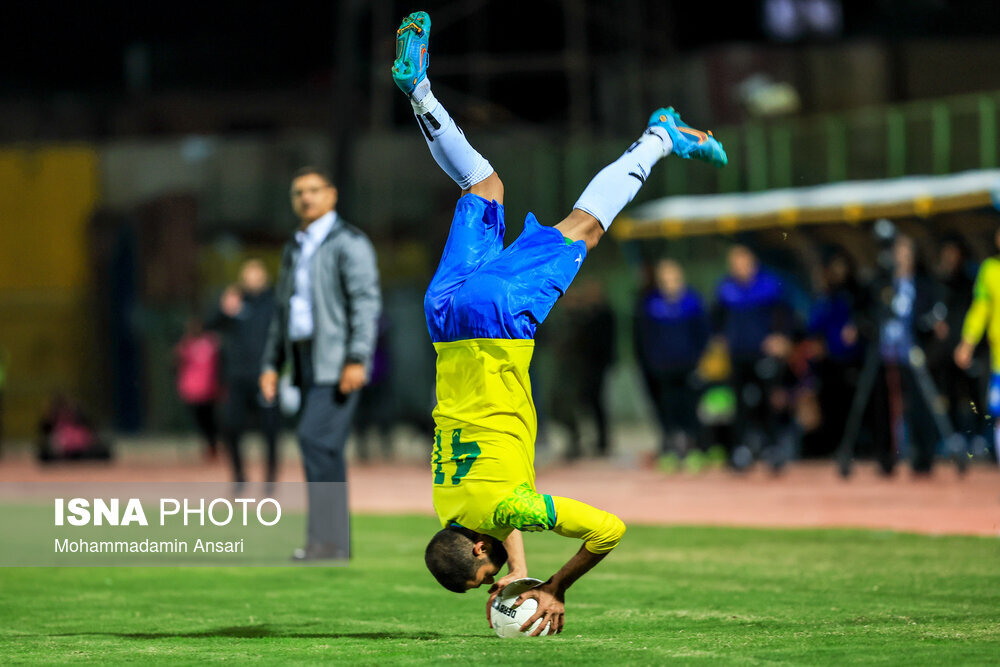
[0,516,998,664]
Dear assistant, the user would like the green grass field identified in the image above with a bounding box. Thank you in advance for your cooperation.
[1,515,998,665]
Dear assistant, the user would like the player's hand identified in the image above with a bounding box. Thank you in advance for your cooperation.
[515,581,565,636]
[338,363,367,394]
[954,342,974,370]
[486,570,528,627]
[259,370,279,404]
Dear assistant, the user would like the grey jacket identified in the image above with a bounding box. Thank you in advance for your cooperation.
[262,215,381,386]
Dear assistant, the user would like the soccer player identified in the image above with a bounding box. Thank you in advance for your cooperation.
[954,226,1000,464]
[392,11,727,635]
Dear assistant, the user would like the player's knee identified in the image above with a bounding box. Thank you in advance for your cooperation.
[466,171,503,204]
[557,209,604,251]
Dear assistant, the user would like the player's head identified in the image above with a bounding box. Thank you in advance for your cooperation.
[424,526,508,593]
[727,245,758,283]
[290,167,338,225]
[239,259,269,293]
[654,258,685,298]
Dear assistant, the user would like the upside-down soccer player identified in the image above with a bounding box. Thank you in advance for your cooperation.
[392,11,727,635]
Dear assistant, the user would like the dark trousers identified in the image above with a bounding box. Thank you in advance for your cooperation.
[729,358,772,450]
[294,343,359,553]
[551,368,610,458]
[810,358,861,458]
[223,377,280,483]
[646,367,699,454]
[188,401,218,455]
[872,361,937,474]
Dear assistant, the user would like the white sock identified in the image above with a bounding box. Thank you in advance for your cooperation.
[410,79,493,190]
[573,127,673,230]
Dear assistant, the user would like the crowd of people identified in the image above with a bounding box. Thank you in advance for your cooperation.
[627,232,997,475]
[168,227,999,481]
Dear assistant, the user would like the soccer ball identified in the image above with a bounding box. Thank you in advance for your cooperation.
[489,577,552,638]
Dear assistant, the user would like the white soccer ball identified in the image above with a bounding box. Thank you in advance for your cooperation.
[490,577,552,638]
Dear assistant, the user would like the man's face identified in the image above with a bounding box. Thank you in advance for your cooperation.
[463,537,506,591]
[290,174,337,224]
[938,244,961,275]
[728,247,757,284]
[465,560,501,591]
[655,260,684,298]
[240,261,268,293]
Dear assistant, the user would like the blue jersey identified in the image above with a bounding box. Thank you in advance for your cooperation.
[714,270,786,361]
[636,287,709,372]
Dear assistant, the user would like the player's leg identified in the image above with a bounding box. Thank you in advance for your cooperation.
[394,11,510,339]
[477,109,728,336]
[558,108,728,251]
[393,11,501,204]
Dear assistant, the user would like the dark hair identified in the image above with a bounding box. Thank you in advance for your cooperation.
[424,527,506,593]
[291,166,335,188]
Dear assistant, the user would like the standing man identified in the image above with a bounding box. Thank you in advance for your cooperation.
[260,167,381,560]
[549,280,616,459]
[210,259,280,487]
[713,245,792,469]
[635,259,710,465]
[870,234,938,475]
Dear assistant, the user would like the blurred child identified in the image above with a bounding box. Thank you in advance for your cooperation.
[37,393,111,462]
[174,317,222,460]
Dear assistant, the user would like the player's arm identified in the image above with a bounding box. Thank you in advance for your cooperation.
[515,496,626,635]
[485,530,527,625]
[259,311,285,403]
[260,249,291,402]
[514,544,607,636]
[956,263,992,369]
[337,233,382,394]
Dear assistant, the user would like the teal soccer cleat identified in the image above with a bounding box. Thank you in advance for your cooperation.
[392,11,432,96]
[648,107,728,168]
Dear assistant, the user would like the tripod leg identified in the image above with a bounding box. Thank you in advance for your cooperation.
[835,345,881,477]
[908,347,962,474]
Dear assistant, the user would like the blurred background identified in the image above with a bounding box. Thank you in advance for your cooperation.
[2,0,1000,476]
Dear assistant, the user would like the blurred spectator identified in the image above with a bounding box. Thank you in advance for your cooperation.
[37,393,111,462]
[634,259,709,463]
[712,245,793,469]
[805,251,864,456]
[354,314,394,462]
[209,259,280,485]
[869,234,939,474]
[955,226,1000,464]
[550,280,616,459]
[926,237,984,456]
[174,317,222,460]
